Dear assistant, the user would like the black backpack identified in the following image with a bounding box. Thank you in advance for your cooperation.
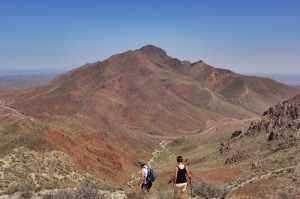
[146,167,156,183]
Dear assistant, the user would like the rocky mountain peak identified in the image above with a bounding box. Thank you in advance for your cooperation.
[139,44,168,58]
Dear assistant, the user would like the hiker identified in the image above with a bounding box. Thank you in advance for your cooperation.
[173,156,192,198]
[138,160,152,192]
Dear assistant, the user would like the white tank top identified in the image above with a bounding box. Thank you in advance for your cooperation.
[142,165,148,184]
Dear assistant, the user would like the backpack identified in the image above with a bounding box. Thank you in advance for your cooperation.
[146,167,156,183]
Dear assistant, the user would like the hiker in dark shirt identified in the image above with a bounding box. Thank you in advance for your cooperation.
[173,156,191,198]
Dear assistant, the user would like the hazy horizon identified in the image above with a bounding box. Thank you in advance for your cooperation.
[1,64,299,89]
[1,64,300,77]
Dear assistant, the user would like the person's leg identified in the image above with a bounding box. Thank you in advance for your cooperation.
[147,182,152,192]
[141,183,147,193]
[174,185,179,199]
[142,182,151,193]
[179,190,185,199]
[179,185,187,199]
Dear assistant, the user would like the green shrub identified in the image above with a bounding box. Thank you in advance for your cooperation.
[35,186,42,192]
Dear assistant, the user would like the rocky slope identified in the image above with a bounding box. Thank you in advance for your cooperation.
[220,94,300,198]
[221,94,300,153]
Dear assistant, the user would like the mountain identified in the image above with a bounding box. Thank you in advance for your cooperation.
[219,94,300,197]
[1,45,299,193]
[11,45,299,123]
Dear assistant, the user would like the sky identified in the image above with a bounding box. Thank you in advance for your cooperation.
[0,0,300,75]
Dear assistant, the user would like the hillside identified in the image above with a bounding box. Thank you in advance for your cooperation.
[219,94,300,198]
[1,45,299,195]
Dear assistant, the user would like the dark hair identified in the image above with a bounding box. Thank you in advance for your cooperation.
[177,156,183,163]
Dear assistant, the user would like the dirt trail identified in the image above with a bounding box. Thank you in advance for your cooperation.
[196,117,260,135]
[143,117,260,140]
[228,166,296,191]
[0,105,26,117]
[127,140,170,188]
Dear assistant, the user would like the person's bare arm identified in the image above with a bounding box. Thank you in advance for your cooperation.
[186,166,192,186]
[138,169,144,187]
[173,167,178,189]
[186,166,191,178]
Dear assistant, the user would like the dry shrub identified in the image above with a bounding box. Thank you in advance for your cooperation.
[126,190,171,199]
[19,182,35,192]
[74,181,99,199]
[192,180,229,199]
[52,189,74,199]
[277,192,291,199]
[158,191,174,199]
[126,190,149,199]
[4,186,18,195]
[42,194,53,199]
[42,183,57,190]
[169,138,186,147]
[20,191,32,199]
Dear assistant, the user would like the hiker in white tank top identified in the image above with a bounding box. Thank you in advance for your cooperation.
[138,160,152,192]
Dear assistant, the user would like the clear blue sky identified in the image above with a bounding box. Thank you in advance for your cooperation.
[0,0,299,75]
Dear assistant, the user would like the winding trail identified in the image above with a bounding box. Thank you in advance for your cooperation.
[143,117,260,140]
[196,117,260,135]
[228,166,296,191]
[1,104,267,193]
[126,117,259,189]
[127,116,262,193]
[127,140,170,188]
[0,105,25,117]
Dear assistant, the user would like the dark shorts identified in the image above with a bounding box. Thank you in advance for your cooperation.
[141,182,152,190]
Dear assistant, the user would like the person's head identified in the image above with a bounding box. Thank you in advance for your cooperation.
[138,160,146,167]
[177,155,183,163]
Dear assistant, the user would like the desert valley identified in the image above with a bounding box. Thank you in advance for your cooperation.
[0,45,300,198]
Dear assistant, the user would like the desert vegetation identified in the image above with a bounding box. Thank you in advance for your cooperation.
[1,181,127,199]
[192,180,229,199]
